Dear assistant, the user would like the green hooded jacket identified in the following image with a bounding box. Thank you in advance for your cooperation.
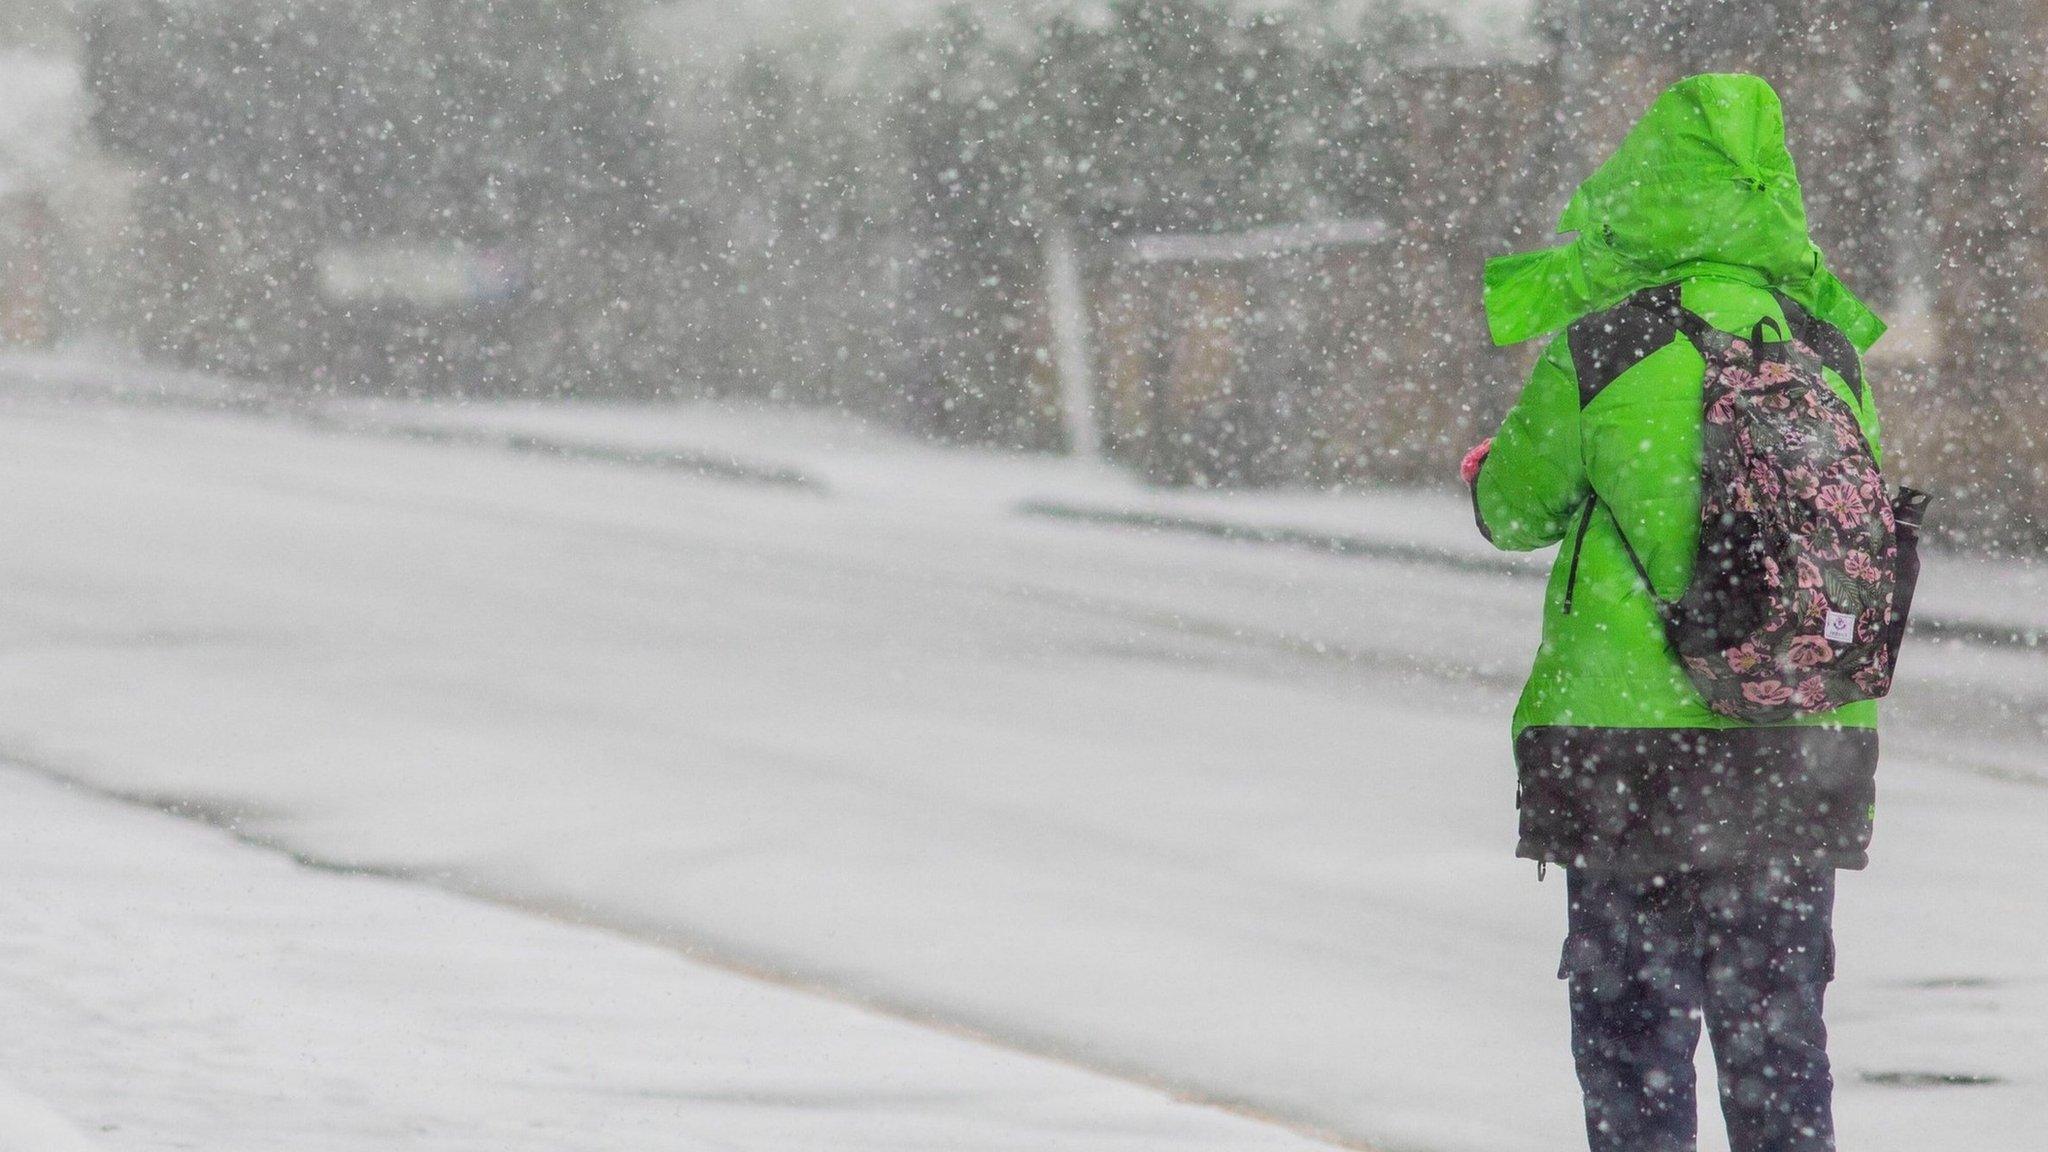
[1473,75,1887,871]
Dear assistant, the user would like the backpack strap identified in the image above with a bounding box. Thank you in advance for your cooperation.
[1629,283,1710,346]
[1603,499,1664,601]
[1586,489,1678,632]
[1595,287,1788,634]
[1771,290,1865,399]
[1570,289,1686,407]
[1748,315,1785,358]
[1631,284,1784,359]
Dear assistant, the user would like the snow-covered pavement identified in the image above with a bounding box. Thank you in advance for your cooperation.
[0,763,1339,1151]
[0,378,2041,1151]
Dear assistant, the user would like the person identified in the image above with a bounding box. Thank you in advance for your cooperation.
[1465,74,1888,1152]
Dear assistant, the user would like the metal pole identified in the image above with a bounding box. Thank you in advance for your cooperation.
[1042,219,1101,460]
[1888,0,1934,323]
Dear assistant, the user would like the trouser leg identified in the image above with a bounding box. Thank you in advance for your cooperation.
[1563,869,1705,1152]
[1700,865,1836,1152]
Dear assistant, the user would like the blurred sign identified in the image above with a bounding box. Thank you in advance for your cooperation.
[316,242,525,307]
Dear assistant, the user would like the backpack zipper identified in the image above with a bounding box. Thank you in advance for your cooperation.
[1561,495,1597,613]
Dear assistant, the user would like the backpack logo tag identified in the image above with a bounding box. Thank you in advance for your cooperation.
[1824,611,1856,644]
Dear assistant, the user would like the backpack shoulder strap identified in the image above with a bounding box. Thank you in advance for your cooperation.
[1629,283,1707,342]
[1567,287,1686,407]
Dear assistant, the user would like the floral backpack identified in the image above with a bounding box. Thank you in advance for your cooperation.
[1603,300,1930,723]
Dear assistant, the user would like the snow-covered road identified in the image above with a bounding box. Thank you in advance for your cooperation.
[0,387,2040,1151]
[0,764,1334,1151]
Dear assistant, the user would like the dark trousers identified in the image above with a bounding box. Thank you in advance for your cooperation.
[1562,866,1836,1152]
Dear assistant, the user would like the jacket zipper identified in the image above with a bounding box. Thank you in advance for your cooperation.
[1560,496,1598,613]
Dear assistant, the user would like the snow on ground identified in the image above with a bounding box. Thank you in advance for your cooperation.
[324,393,2048,786]
[0,378,2041,1151]
[0,763,1339,1151]
[0,1078,99,1152]
[320,393,1536,569]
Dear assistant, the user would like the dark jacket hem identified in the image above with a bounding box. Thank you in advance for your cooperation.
[1514,724,1877,873]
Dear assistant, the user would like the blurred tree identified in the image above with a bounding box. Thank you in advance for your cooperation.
[668,42,907,406]
[86,0,669,394]
[1920,3,2048,548]
[883,0,1447,451]
[890,8,1045,445]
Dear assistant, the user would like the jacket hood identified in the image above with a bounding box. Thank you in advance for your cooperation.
[1482,73,1884,351]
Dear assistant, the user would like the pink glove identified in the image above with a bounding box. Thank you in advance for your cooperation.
[1460,438,1493,486]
